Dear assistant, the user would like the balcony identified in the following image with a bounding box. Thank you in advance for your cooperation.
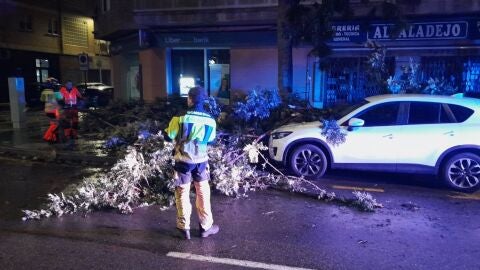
[132,0,278,31]
[133,0,278,11]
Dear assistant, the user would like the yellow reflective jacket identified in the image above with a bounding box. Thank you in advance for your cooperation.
[40,89,62,113]
[165,111,216,164]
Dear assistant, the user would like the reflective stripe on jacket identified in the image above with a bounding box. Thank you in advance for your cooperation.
[165,111,216,164]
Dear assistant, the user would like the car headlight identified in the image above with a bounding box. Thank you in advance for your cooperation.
[271,131,292,139]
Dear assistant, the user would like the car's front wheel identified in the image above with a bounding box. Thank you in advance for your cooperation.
[289,144,327,180]
[442,153,480,192]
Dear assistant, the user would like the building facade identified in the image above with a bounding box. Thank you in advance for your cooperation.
[94,0,480,107]
[0,0,111,105]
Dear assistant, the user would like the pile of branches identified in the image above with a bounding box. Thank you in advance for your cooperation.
[23,134,176,219]
[23,92,382,220]
[24,131,381,220]
[80,97,187,151]
[81,96,223,153]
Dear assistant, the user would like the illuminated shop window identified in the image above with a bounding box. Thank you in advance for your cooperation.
[35,59,49,83]
[171,48,230,102]
[171,49,205,96]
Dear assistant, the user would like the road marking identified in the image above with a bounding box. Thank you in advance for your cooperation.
[331,185,384,193]
[448,192,480,201]
[166,252,316,270]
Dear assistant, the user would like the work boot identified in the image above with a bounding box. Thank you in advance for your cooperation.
[177,228,191,240]
[199,224,220,238]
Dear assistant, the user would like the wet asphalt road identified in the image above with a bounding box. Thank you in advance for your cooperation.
[0,157,479,270]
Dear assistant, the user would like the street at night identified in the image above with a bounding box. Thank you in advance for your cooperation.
[1,157,479,270]
[2,0,480,269]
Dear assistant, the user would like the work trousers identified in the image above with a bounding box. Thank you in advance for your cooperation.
[174,164,214,231]
[62,107,79,139]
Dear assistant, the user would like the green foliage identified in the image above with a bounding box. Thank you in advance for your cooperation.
[423,77,458,96]
[385,57,459,96]
[233,88,281,122]
[205,96,222,119]
[386,58,422,94]
[365,41,390,93]
[286,0,353,57]
[321,119,347,146]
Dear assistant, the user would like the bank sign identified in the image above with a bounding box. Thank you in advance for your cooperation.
[331,18,480,43]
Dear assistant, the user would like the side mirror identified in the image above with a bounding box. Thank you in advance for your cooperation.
[348,118,365,128]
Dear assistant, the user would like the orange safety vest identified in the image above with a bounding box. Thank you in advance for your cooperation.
[60,87,82,107]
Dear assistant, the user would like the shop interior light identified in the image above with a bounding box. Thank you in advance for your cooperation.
[179,77,195,96]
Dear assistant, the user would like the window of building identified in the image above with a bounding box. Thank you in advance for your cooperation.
[48,18,59,35]
[63,16,88,47]
[19,15,33,32]
[102,0,111,12]
[35,59,49,83]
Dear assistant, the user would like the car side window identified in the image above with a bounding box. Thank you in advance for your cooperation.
[447,104,474,122]
[408,102,441,125]
[354,102,400,127]
[440,104,456,123]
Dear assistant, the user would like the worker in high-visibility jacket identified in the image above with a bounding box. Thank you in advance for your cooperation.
[165,86,219,240]
[59,80,82,148]
[40,78,62,143]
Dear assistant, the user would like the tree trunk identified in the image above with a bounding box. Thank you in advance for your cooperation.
[277,0,294,94]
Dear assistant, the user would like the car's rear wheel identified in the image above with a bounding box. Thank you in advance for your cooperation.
[289,144,327,180]
[442,153,480,192]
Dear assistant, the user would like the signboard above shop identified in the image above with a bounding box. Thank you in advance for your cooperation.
[330,17,480,44]
[155,31,277,47]
[369,21,468,40]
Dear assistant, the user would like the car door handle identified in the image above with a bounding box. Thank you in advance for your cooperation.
[382,134,393,138]
[443,131,454,136]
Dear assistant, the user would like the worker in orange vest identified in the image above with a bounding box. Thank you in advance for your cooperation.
[41,78,62,143]
[59,80,82,148]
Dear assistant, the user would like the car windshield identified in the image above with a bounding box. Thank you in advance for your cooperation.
[333,99,370,119]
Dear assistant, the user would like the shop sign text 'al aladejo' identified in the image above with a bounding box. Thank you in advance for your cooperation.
[370,21,467,40]
[331,17,480,43]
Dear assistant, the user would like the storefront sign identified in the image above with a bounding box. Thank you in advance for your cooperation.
[330,17,479,43]
[164,36,210,45]
[331,23,364,42]
[156,31,277,47]
[368,21,468,40]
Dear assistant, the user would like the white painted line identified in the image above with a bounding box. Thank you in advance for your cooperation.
[166,252,316,270]
[448,193,480,201]
[331,185,384,193]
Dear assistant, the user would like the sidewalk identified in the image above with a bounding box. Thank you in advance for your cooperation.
[0,107,116,166]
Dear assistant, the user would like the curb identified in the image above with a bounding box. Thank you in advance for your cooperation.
[0,145,117,166]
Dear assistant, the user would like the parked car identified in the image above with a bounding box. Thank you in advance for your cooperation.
[76,82,114,107]
[269,94,480,192]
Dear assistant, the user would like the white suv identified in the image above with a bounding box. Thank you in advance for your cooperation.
[269,94,480,192]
